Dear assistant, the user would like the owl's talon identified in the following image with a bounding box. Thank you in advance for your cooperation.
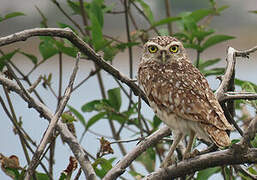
[183,149,200,160]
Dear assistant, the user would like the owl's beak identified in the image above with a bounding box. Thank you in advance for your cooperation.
[161,51,167,62]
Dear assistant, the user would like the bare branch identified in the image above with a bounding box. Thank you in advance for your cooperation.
[221,92,257,101]
[215,47,236,100]
[0,27,148,105]
[0,72,96,179]
[234,165,257,180]
[240,116,257,147]
[235,45,257,58]
[24,53,79,179]
[143,147,257,180]
[27,75,42,93]
[103,127,171,180]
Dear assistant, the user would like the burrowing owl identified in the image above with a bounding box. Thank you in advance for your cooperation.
[138,36,233,166]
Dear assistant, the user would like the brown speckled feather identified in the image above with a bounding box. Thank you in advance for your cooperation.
[138,51,233,147]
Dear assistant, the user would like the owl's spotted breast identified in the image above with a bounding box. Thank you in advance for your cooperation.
[138,36,233,148]
[138,58,233,132]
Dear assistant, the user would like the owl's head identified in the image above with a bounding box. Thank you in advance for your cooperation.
[142,36,187,63]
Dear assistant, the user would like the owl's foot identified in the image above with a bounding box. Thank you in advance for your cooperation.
[183,149,200,160]
[160,155,177,168]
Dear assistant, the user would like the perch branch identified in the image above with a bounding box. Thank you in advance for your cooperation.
[143,147,257,180]
[103,126,171,180]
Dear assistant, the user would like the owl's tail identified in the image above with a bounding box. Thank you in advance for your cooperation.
[202,124,231,147]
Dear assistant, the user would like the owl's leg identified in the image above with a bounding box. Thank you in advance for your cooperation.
[183,130,197,159]
[160,132,183,168]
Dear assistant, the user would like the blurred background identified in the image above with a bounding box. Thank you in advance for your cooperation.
[0,0,256,179]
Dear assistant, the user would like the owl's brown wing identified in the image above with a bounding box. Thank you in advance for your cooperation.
[138,59,233,131]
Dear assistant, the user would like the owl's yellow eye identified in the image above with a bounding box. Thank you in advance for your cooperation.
[169,45,179,53]
[148,45,158,53]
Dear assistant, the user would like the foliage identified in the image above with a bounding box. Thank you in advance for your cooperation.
[0,0,256,179]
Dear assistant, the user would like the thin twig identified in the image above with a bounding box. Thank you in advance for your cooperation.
[221,92,257,101]
[124,0,134,108]
[24,53,80,179]
[0,95,52,179]
[27,75,42,93]
[73,68,99,92]
[234,165,257,180]
[51,0,86,36]
[129,0,160,35]
[164,0,172,35]
[110,137,144,145]
[0,73,97,179]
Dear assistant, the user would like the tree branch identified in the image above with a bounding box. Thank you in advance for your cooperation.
[221,92,257,101]
[0,73,97,179]
[143,147,257,180]
[215,47,236,100]
[103,127,171,180]
[24,53,79,179]
[0,28,148,105]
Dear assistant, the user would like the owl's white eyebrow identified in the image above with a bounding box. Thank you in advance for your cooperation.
[169,42,180,46]
[146,42,163,48]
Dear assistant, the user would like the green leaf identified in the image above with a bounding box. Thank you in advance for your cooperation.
[153,115,161,129]
[58,172,67,180]
[198,58,221,70]
[67,0,81,15]
[241,82,257,93]
[152,17,181,27]
[61,113,77,123]
[86,112,106,130]
[196,167,220,180]
[57,22,78,34]
[68,105,86,127]
[0,49,19,71]
[103,46,118,61]
[19,51,38,65]
[55,40,78,58]
[231,139,240,145]
[93,158,115,178]
[35,172,49,180]
[116,42,140,51]
[81,100,104,112]
[89,0,104,51]
[107,88,121,111]
[202,67,225,77]
[248,166,257,175]
[136,148,155,172]
[193,29,215,42]
[235,79,257,91]
[201,35,235,51]
[128,171,144,178]
[39,37,58,60]
[4,167,20,179]
[190,9,213,22]
[217,5,229,13]
[249,10,257,14]
[1,12,25,21]
[136,0,154,24]
[181,15,198,33]
[90,0,104,27]
[183,43,201,51]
